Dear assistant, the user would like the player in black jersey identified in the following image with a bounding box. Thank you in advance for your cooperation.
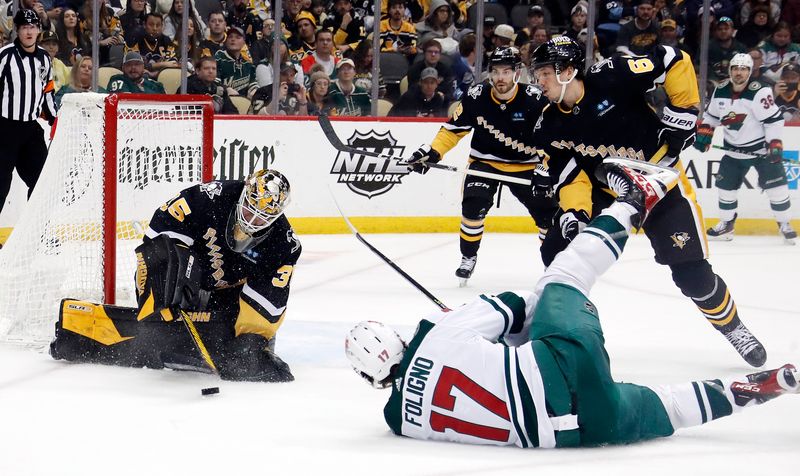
[529,36,767,367]
[406,46,557,287]
[50,170,302,382]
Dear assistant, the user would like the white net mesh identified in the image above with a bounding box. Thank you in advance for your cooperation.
[0,93,210,345]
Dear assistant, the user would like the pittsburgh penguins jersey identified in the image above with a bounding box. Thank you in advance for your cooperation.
[537,46,700,213]
[431,81,547,172]
[144,181,302,340]
[704,79,784,157]
[383,291,575,449]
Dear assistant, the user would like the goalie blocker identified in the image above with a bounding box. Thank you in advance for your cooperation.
[50,233,293,382]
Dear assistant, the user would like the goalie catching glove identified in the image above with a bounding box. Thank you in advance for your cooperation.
[406,144,441,174]
[657,104,698,166]
[134,234,210,321]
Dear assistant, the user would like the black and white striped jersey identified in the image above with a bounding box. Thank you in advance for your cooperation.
[0,39,57,123]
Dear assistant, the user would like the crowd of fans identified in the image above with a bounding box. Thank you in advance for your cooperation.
[0,0,798,119]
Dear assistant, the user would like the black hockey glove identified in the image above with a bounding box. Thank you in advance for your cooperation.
[406,144,441,174]
[531,164,554,199]
[559,209,590,242]
[657,104,698,166]
[170,243,210,311]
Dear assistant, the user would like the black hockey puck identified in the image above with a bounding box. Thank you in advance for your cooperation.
[201,387,220,396]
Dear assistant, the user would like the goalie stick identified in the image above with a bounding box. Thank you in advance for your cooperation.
[317,114,532,186]
[328,188,450,311]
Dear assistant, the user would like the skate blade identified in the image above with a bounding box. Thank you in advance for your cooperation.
[708,234,734,242]
[458,278,469,288]
[783,237,796,246]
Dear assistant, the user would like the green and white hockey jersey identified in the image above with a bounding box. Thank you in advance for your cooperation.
[704,79,784,158]
[383,291,573,449]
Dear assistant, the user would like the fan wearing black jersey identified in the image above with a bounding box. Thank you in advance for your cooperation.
[406,46,557,287]
[529,37,767,367]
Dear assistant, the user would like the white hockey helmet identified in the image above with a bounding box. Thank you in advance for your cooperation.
[345,321,407,389]
[729,53,753,80]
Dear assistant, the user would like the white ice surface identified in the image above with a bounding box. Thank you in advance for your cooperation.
[1,233,798,476]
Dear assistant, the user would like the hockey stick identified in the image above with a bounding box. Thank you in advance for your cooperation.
[328,189,450,311]
[317,114,532,186]
[178,309,219,374]
[711,145,799,164]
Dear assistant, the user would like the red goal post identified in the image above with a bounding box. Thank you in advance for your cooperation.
[0,93,214,345]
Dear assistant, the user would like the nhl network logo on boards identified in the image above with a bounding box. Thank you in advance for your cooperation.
[330,129,409,198]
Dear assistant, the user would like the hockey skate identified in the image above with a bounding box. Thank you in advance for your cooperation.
[778,221,796,246]
[722,321,767,368]
[597,157,679,229]
[707,215,736,241]
[455,255,477,288]
[730,364,799,406]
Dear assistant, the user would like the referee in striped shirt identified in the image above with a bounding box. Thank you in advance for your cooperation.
[0,9,56,217]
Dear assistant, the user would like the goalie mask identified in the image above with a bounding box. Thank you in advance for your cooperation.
[531,36,585,103]
[226,169,291,253]
[345,321,407,389]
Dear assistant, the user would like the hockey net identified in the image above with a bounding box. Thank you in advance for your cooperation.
[0,93,213,345]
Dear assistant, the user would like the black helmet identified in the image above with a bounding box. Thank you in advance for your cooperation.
[488,46,522,69]
[531,36,585,74]
[14,9,40,29]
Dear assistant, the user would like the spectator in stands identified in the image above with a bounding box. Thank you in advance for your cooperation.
[80,0,123,66]
[310,0,329,26]
[4,0,51,33]
[563,3,587,40]
[389,66,448,117]
[129,12,179,76]
[226,0,262,45]
[185,56,237,114]
[759,22,800,82]
[480,15,496,59]
[107,51,166,93]
[215,26,257,98]
[352,39,386,99]
[747,47,775,87]
[452,33,475,100]
[163,0,207,42]
[408,38,454,101]
[327,59,371,116]
[118,0,149,47]
[740,0,780,26]
[775,63,800,121]
[738,6,774,49]
[530,27,551,50]
[306,70,332,115]
[380,0,417,58]
[250,61,308,115]
[301,29,340,77]
[782,1,800,41]
[39,31,69,91]
[55,8,88,66]
[175,18,202,73]
[200,10,227,57]
[55,56,104,108]
[658,19,683,50]
[491,24,514,52]
[515,5,548,46]
[616,0,660,56]
[323,0,366,54]
[256,38,305,86]
[708,17,747,82]
[415,0,457,49]
[289,10,317,62]
[652,0,675,23]
[281,0,304,41]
